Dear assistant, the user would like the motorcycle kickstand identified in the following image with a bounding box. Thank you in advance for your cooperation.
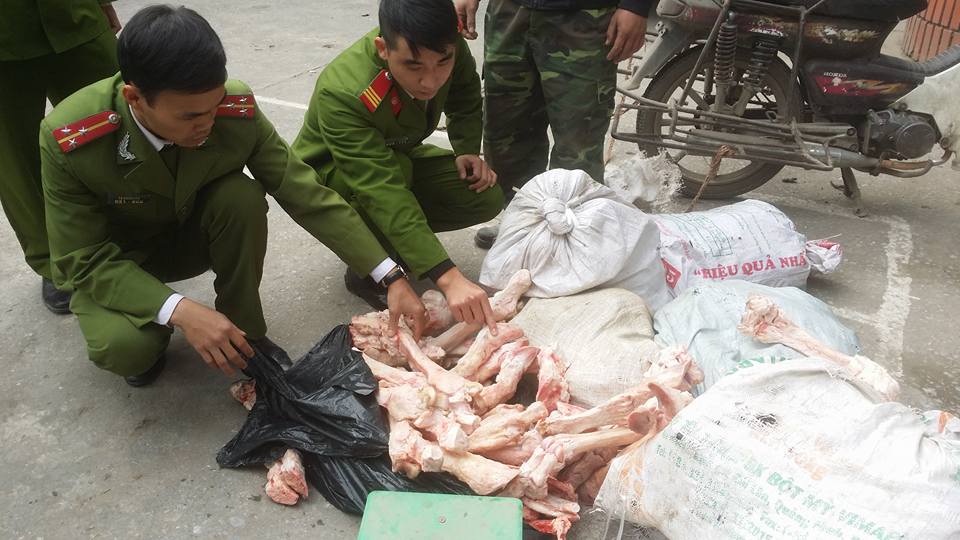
[831,167,868,218]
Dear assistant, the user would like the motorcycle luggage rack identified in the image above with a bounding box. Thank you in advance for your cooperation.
[611,0,837,169]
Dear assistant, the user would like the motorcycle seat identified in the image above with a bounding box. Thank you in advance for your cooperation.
[761,0,927,22]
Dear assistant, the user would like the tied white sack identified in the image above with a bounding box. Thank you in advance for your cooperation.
[594,359,960,539]
[654,199,843,295]
[653,281,861,395]
[480,169,672,311]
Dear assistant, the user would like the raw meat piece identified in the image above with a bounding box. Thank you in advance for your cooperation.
[474,346,540,413]
[350,311,446,366]
[276,449,308,498]
[230,379,256,410]
[264,449,307,505]
[557,447,618,490]
[413,409,469,452]
[398,332,483,398]
[539,359,697,436]
[519,428,643,499]
[577,461,610,506]
[547,477,578,502]
[529,517,573,540]
[265,461,299,505]
[388,418,444,479]
[419,290,455,335]
[427,322,482,354]
[554,402,585,416]
[468,402,549,453]
[439,450,520,495]
[536,348,570,412]
[453,323,526,379]
[377,382,436,421]
[473,339,530,383]
[738,294,900,400]
[480,430,543,466]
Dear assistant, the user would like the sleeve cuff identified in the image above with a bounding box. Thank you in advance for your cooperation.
[618,0,655,15]
[154,293,185,326]
[369,257,398,284]
[426,259,456,283]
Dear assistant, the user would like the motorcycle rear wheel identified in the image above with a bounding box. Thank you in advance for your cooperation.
[636,46,801,199]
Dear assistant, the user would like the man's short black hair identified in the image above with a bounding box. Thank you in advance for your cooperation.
[118,5,227,102]
[379,0,459,56]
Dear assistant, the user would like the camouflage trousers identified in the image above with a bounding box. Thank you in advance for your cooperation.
[482,0,617,201]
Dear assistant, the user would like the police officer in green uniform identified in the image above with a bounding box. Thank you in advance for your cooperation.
[293,0,503,330]
[40,6,427,387]
[1,0,123,313]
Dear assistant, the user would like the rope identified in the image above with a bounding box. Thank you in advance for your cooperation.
[685,145,736,213]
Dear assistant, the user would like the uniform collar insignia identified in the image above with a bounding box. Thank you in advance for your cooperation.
[117,132,136,161]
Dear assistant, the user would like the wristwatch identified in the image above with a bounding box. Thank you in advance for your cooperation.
[380,265,407,289]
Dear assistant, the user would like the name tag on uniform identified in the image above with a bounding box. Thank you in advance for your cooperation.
[385,136,413,148]
[107,192,151,206]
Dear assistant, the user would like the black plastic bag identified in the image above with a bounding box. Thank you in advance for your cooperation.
[217,324,474,513]
[217,325,387,466]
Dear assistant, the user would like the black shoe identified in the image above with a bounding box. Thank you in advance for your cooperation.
[474,225,499,250]
[249,336,293,370]
[343,268,388,311]
[125,354,167,387]
[41,278,72,314]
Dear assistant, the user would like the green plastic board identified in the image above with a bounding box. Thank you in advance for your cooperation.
[357,491,523,540]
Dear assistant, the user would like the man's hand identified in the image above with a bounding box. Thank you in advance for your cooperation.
[455,154,497,193]
[606,9,647,63]
[101,3,122,34]
[169,298,253,377]
[455,0,480,40]
[436,267,497,333]
[387,278,428,341]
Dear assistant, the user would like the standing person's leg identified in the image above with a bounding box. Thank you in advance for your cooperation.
[533,8,618,185]
[46,30,119,105]
[0,58,54,286]
[477,0,548,248]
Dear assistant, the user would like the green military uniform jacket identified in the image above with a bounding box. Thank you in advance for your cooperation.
[1,0,112,61]
[293,28,482,279]
[40,74,390,327]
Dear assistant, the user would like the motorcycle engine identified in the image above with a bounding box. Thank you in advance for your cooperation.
[863,109,939,159]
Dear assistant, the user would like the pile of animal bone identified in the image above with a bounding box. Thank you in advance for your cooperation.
[350,270,705,540]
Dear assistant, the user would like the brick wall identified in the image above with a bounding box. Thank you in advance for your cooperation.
[903,0,960,61]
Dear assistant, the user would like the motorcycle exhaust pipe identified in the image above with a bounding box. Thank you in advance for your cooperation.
[804,145,880,169]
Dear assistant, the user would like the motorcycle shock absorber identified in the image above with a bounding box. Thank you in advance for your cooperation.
[712,12,738,114]
[733,36,780,117]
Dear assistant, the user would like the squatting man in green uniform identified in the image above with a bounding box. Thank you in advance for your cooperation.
[1,0,123,313]
[40,6,428,387]
[293,0,505,330]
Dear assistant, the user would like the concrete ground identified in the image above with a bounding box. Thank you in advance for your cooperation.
[2,2,958,539]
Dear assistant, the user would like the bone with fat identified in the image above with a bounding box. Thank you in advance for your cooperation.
[536,347,570,412]
[452,323,526,379]
[468,401,549,453]
[398,332,483,398]
[474,346,540,413]
[479,429,543,466]
[264,449,308,505]
[439,450,520,495]
[473,339,531,383]
[738,294,900,400]
[519,428,645,499]
[388,418,444,479]
[377,382,435,421]
[557,447,619,490]
[413,409,469,452]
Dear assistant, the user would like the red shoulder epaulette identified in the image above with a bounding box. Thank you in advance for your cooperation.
[217,95,256,118]
[53,111,121,153]
[360,69,402,115]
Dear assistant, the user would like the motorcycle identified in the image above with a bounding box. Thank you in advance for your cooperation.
[611,0,960,209]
